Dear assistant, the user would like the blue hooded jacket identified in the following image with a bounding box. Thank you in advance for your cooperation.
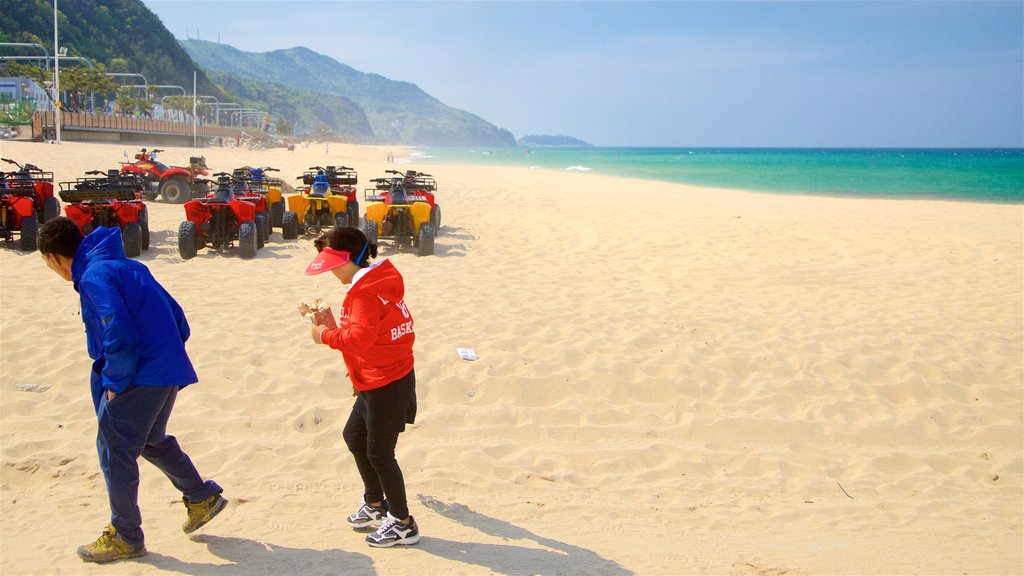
[71,227,198,412]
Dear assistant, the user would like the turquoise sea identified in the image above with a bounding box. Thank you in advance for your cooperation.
[407,147,1024,204]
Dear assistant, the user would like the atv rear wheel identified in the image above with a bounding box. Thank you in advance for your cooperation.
[19,215,37,252]
[178,221,198,260]
[255,214,267,249]
[138,208,150,250]
[362,219,378,245]
[417,222,435,256]
[430,204,441,231]
[122,222,142,258]
[239,221,257,259]
[160,177,191,204]
[271,201,284,228]
[43,196,60,223]
[282,211,299,239]
[347,202,360,229]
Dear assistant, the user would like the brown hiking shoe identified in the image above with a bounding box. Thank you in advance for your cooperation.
[182,492,229,534]
[76,524,147,563]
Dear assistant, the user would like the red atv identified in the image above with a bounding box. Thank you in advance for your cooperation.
[1,180,36,252]
[177,173,261,260]
[120,148,210,204]
[59,170,150,258]
[230,167,273,244]
[2,158,60,224]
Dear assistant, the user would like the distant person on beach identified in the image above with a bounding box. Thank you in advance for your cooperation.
[304,227,421,548]
[37,218,228,564]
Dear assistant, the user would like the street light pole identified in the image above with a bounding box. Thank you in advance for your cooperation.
[53,0,61,143]
[192,70,197,148]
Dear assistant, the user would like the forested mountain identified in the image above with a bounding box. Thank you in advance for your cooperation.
[1,0,517,145]
[0,0,230,102]
[180,40,516,146]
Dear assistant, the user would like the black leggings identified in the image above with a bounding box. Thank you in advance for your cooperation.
[342,369,416,519]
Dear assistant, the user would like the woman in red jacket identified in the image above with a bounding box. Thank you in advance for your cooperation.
[305,227,420,547]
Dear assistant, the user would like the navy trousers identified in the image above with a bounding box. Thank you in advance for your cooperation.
[96,385,221,547]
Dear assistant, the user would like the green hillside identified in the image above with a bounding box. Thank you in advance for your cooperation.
[1,0,517,145]
[0,0,230,102]
[180,40,516,146]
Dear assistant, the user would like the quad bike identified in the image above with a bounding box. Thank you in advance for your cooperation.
[0,169,45,251]
[283,165,359,239]
[120,148,210,204]
[376,169,441,230]
[245,166,286,228]
[362,173,436,256]
[230,167,276,241]
[59,170,149,257]
[177,173,261,260]
[1,158,60,224]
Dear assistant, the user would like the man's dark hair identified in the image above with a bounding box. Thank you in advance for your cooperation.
[314,227,377,268]
[38,216,84,258]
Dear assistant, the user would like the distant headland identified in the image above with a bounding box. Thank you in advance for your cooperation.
[517,135,592,147]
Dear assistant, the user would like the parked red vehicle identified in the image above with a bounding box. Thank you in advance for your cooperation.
[0,172,41,252]
[2,158,60,224]
[178,173,261,260]
[59,170,149,257]
[120,148,210,204]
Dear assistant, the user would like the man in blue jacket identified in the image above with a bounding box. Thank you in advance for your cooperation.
[38,218,228,563]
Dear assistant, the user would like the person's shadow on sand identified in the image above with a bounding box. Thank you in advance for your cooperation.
[416,494,633,576]
[136,534,374,576]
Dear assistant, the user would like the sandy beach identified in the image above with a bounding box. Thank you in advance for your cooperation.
[1,138,1021,575]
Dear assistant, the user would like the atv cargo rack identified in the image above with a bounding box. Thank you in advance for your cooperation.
[59,181,139,203]
[302,166,357,186]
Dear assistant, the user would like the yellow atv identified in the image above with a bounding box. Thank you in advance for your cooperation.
[283,166,358,239]
[362,176,435,256]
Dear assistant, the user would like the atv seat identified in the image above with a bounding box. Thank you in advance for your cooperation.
[310,183,329,198]
[390,187,409,205]
[212,187,233,202]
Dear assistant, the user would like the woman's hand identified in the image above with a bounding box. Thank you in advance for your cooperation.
[311,323,326,344]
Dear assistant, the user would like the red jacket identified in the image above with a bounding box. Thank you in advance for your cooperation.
[319,259,415,391]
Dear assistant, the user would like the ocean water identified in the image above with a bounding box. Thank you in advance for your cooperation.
[405,147,1024,204]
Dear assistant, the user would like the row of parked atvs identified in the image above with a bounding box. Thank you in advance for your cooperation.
[0,150,442,259]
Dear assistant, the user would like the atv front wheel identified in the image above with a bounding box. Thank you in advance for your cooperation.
[282,211,298,240]
[239,221,257,259]
[19,215,37,252]
[178,221,198,260]
[160,177,190,204]
[417,222,435,256]
[122,222,142,258]
[333,212,348,229]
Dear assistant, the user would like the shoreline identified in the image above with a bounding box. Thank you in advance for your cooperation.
[405,145,1024,205]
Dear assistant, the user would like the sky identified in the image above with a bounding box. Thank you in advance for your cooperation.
[141,0,1023,148]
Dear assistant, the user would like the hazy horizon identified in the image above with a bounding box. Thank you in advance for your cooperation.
[143,0,1023,148]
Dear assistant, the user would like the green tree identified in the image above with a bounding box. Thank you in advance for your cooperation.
[115,85,153,115]
[2,61,47,85]
[59,64,117,111]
